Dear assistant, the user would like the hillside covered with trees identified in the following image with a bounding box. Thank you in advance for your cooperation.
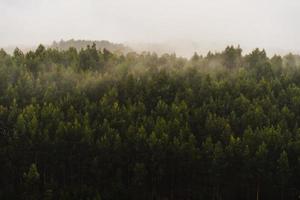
[1,44,300,200]
[50,39,132,54]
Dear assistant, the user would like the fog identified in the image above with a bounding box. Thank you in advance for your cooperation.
[1,0,300,56]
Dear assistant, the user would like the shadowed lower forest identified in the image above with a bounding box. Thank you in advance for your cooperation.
[2,44,300,200]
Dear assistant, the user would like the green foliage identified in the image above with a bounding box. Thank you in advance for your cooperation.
[23,163,40,200]
[1,45,300,199]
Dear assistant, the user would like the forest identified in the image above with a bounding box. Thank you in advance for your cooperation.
[1,43,300,200]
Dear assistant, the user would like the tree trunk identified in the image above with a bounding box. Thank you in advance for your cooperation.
[281,185,284,200]
[256,179,260,200]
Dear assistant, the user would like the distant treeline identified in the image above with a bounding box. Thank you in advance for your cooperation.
[50,39,132,54]
[1,44,300,200]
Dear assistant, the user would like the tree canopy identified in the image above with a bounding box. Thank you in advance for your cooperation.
[1,44,300,199]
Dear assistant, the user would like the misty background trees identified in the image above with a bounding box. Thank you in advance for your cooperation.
[1,43,300,199]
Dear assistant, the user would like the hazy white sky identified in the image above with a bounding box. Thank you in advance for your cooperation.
[1,0,300,54]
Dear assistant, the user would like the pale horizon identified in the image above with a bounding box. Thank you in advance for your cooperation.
[1,0,300,56]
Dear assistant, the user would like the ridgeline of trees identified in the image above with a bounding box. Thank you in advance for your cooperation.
[1,44,300,199]
[50,39,132,54]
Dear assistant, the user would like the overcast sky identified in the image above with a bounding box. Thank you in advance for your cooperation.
[1,0,300,54]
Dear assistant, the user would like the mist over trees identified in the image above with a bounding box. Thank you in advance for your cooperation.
[1,44,300,199]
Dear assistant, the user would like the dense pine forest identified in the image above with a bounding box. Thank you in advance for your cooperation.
[2,44,300,200]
